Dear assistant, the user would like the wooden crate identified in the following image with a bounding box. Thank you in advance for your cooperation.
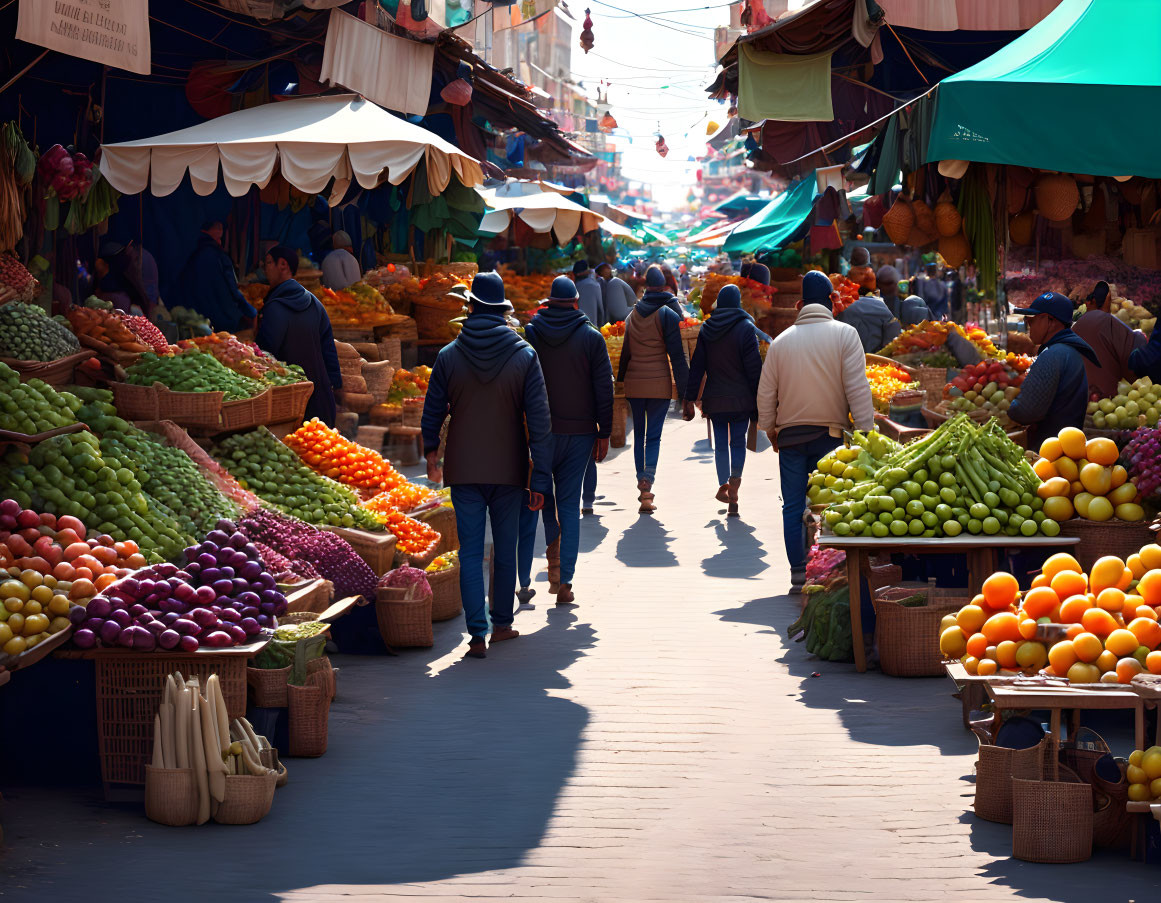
[321,525,398,575]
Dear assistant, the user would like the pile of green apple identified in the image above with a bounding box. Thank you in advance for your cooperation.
[0,363,81,434]
[1087,376,1161,430]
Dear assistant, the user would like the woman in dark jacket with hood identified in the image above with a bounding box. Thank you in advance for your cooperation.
[617,265,689,513]
[682,284,761,515]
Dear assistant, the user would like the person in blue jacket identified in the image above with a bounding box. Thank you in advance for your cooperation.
[638,263,685,320]
[1008,291,1099,448]
[518,276,614,606]
[421,272,553,660]
[177,222,256,332]
[682,283,763,515]
[255,246,343,427]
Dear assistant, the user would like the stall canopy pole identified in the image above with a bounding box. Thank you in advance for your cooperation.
[0,51,49,98]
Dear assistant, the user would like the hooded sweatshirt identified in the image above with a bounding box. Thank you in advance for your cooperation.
[617,295,690,400]
[178,232,256,332]
[640,288,685,320]
[575,272,607,327]
[1073,309,1146,397]
[525,306,614,437]
[1009,328,1100,448]
[255,279,342,427]
[421,312,552,491]
[685,301,762,417]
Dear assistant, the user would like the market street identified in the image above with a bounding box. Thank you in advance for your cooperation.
[0,414,1156,902]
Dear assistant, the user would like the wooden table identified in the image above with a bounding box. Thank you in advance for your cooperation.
[818,535,1080,672]
[943,661,1012,729]
[985,682,1147,750]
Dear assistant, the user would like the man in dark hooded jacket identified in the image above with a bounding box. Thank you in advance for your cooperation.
[518,276,614,605]
[421,272,553,659]
[1009,292,1100,448]
[178,222,256,332]
[255,246,342,426]
[640,264,685,319]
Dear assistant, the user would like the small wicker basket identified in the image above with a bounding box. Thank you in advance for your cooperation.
[144,766,199,826]
[287,678,329,758]
[872,585,967,677]
[247,665,291,708]
[427,563,462,622]
[375,586,434,647]
[1011,738,1093,863]
[212,772,277,825]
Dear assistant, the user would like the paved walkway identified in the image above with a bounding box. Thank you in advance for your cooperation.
[2,414,1160,901]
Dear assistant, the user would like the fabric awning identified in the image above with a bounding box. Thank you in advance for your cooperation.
[927,0,1161,177]
[98,94,484,199]
[722,177,817,254]
[477,182,604,243]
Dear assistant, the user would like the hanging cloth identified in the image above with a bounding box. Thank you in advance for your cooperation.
[737,46,834,123]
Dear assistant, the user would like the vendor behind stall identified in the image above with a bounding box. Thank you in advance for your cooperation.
[1072,281,1146,397]
[177,222,256,332]
[1008,292,1098,447]
[256,246,343,427]
[878,266,931,327]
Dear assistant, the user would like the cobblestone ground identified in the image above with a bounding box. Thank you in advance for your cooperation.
[2,414,1160,901]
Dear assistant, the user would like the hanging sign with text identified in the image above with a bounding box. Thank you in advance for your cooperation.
[17,0,151,75]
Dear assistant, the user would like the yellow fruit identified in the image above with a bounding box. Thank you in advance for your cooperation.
[1106,628,1140,657]
[1128,782,1151,802]
[1055,456,1080,483]
[940,614,959,633]
[1015,641,1047,670]
[1100,670,1121,684]
[1130,749,1145,767]
[1139,544,1161,571]
[976,658,999,676]
[1086,437,1119,466]
[1039,436,1063,461]
[1111,465,1130,489]
[1142,747,1161,780]
[1037,476,1071,499]
[21,612,48,636]
[47,594,70,616]
[1152,777,1161,799]
[1096,649,1118,672]
[1128,764,1149,784]
[1116,503,1145,522]
[1091,556,1128,593]
[1073,492,1094,518]
[1041,496,1074,522]
[1080,462,1113,496]
[1073,631,1103,662]
[0,579,29,602]
[1087,496,1114,522]
[1043,553,1084,580]
[0,622,11,646]
[940,626,967,658]
[956,604,988,634]
[1059,427,1088,459]
[3,596,22,613]
[1067,661,1101,683]
[1110,482,1140,506]
[21,600,41,617]
[6,612,24,636]
[2,635,26,656]
[1129,554,1147,579]
[962,655,980,675]
[29,584,52,604]
[18,569,41,588]
[48,616,69,634]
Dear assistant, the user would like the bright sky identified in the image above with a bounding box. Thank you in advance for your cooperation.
[568,1,809,214]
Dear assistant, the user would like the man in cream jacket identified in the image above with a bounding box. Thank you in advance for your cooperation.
[757,271,875,591]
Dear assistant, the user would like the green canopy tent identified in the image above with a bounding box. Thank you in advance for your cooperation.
[927,0,1161,178]
[722,176,817,255]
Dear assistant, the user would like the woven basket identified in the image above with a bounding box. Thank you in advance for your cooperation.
[144,766,199,826]
[307,655,336,703]
[212,772,277,824]
[287,678,329,757]
[939,232,971,269]
[219,387,273,432]
[268,382,313,425]
[427,563,462,621]
[412,298,462,341]
[156,384,227,429]
[974,744,1016,824]
[111,381,161,420]
[418,505,458,555]
[1035,173,1080,222]
[1009,211,1036,245]
[916,366,949,405]
[375,586,434,647]
[611,396,628,448]
[0,350,94,386]
[872,585,967,677]
[883,198,914,245]
[247,665,291,708]
[935,193,962,237]
[911,198,936,235]
[1011,740,1093,863]
[1058,518,1152,570]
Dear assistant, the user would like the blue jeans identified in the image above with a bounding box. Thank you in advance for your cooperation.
[582,454,597,508]
[710,414,749,485]
[450,484,524,639]
[517,433,594,587]
[628,397,670,483]
[778,434,842,570]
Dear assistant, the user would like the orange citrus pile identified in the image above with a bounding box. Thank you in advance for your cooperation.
[1034,426,1143,522]
[375,510,440,557]
[283,418,406,495]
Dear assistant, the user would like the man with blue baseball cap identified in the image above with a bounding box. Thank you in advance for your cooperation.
[1008,291,1099,447]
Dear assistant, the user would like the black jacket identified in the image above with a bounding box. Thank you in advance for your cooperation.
[255,279,342,426]
[1009,328,1099,448]
[525,306,615,438]
[641,288,684,320]
[685,307,762,417]
[420,313,552,492]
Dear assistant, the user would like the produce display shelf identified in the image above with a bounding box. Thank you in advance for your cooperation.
[818,534,1080,673]
[0,623,73,673]
[0,422,90,446]
[320,525,398,575]
[1,349,95,386]
[984,681,1147,750]
[282,577,335,614]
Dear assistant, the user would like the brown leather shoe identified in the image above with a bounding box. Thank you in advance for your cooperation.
[556,583,576,606]
[715,483,730,503]
[464,639,487,659]
[727,477,741,516]
[490,626,520,644]
[546,537,561,594]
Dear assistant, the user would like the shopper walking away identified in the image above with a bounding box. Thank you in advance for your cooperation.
[321,229,362,290]
[878,265,931,327]
[639,263,685,319]
[757,273,874,591]
[617,266,690,513]
[1008,292,1099,448]
[914,261,949,319]
[597,262,636,323]
[1073,282,1146,397]
[522,276,614,604]
[177,221,256,332]
[421,272,553,659]
[572,260,607,327]
[682,284,761,516]
[256,246,344,427]
[838,286,901,353]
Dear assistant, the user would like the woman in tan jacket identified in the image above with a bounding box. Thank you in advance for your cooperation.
[616,266,690,512]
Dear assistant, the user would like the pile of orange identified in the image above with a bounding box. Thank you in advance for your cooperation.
[940,545,1161,683]
[283,418,406,495]
[376,510,440,557]
[1034,426,1143,522]
[365,483,438,515]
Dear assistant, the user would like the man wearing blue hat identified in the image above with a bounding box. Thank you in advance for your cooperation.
[519,276,614,605]
[572,260,607,328]
[1008,291,1099,448]
[421,272,553,659]
[640,263,685,319]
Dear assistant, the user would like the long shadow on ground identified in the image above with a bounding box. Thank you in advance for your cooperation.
[700,516,768,580]
[0,611,595,902]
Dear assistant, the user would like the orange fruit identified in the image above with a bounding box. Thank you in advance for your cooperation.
[1097,649,1119,672]
[1091,556,1128,594]
[1081,607,1120,636]
[982,572,1020,611]
[1043,552,1083,581]
[1117,657,1145,684]
[962,655,980,675]
[1059,594,1094,624]
[1128,617,1161,650]
[1138,571,1161,606]
[1096,587,1126,613]
[1106,628,1141,657]
[1133,604,1159,622]
[1086,437,1119,466]
[1050,569,1087,599]
[976,658,999,676]
[1128,554,1147,580]
[1030,573,1051,589]
[1037,477,1071,499]
[1021,586,1061,620]
[1139,544,1161,572]
[1110,464,1130,489]
[1048,640,1078,674]
[1073,632,1103,662]
[965,632,990,659]
[970,593,986,609]
[1120,568,1134,591]
[956,604,988,635]
[1146,651,1161,675]
[1055,456,1080,483]
[996,640,1020,669]
[1066,623,1085,640]
[982,611,1022,644]
[1058,427,1087,459]
[1067,661,1101,683]
[1019,618,1041,640]
[1032,458,1059,480]
[1039,436,1063,461]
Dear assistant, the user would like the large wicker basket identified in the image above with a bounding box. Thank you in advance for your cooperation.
[872,585,967,677]
[1058,518,1152,570]
[287,676,329,757]
[212,772,277,824]
[418,505,458,556]
[1,350,94,386]
[375,586,434,647]
[268,381,314,425]
[1011,738,1093,863]
[144,766,199,826]
[247,665,292,708]
[974,743,1016,824]
[427,563,462,622]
